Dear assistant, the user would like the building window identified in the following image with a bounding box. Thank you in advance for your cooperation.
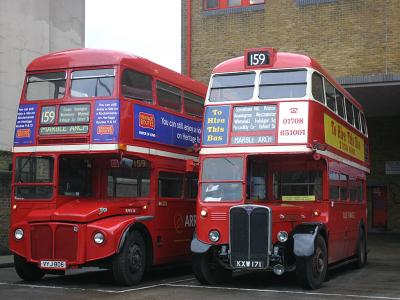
[203,0,265,11]
[228,0,242,7]
[205,0,219,9]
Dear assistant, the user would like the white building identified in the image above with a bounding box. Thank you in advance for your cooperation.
[0,0,85,151]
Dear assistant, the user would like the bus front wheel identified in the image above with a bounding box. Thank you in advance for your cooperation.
[192,250,231,285]
[296,234,328,290]
[14,254,45,281]
[112,231,146,286]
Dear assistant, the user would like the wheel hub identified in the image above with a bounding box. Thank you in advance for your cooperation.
[128,243,142,272]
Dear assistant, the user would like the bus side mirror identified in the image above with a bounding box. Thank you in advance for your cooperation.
[120,157,133,168]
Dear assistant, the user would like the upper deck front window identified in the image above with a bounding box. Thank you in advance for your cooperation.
[26,72,66,101]
[209,72,255,102]
[259,69,307,99]
[71,68,115,98]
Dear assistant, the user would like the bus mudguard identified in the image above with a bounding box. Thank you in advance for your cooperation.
[293,223,326,257]
[191,232,212,253]
[117,216,154,254]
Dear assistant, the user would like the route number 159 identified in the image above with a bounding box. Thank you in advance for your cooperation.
[247,51,270,67]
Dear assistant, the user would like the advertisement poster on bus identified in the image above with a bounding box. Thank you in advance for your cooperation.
[92,100,120,142]
[134,104,201,148]
[14,104,38,145]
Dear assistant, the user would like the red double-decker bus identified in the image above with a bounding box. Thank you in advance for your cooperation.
[191,48,369,289]
[10,48,206,285]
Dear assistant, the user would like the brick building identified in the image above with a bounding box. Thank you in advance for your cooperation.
[182,0,400,232]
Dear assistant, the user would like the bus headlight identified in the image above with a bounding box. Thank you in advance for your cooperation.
[209,230,220,242]
[93,232,105,244]
[14,228,24,240]
[277,231,288,243]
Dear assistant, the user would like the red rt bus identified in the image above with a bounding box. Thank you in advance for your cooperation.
[10,48,207,285]
[191,48,369,289]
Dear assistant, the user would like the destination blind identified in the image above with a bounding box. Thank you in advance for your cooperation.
[231,105,277,145]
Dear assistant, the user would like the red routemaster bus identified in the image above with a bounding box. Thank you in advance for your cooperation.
[10,48,206,285]
[191,48,369,289]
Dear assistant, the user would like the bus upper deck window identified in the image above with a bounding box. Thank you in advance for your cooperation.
[156,81,182,111]
[345,99,355,125]
[121,69,153,103]
[353,106,361,130]
[324,80,337,112]
[209,72,255,102]
[184,91,204,117]
[71,68,115,98]
[259,69,307,100]
[312,72,324,104]
[336,92,345,119]
[26,72,66,100]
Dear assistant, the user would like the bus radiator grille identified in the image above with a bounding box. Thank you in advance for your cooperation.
[54,225,78,261]
[30,224,78,261]
[229,206,270,268]
[31,225,53,260]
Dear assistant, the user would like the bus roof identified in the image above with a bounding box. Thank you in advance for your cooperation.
[27,48,207,94]
[212,51,362,109]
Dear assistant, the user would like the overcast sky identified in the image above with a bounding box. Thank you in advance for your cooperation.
[85,0,181,72]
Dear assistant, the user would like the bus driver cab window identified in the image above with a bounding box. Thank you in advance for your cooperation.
[247,158,267,201]
[59,157,92,197]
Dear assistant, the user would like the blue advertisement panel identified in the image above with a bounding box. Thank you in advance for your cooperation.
[14,104,38,145]
[133,104,201,148]
[92,100,119,142]
[202,106,230,145]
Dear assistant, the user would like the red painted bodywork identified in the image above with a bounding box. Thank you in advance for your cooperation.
[10,49,207,268]
[197,49,369,265]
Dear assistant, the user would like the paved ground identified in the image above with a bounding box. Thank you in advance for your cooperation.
[0,233,399,300]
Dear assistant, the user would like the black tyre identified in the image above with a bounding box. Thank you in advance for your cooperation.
[14,254,45,281]
[296,234,328,290]
[354,228,367,268]
[112,231,146,286]
[192,250,231,285]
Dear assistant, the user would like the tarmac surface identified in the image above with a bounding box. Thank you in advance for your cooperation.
[0,233,399,300]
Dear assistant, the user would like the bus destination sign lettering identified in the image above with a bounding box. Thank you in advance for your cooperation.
[58,104,90,124]
[231,135,275,145]
[232,105,277,132]
[39,125,89,135]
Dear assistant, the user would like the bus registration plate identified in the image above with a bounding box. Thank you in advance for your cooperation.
[232,260,264,269]
[40,260,67,270]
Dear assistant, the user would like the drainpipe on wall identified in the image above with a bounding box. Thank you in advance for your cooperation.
[186,0,192,77]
